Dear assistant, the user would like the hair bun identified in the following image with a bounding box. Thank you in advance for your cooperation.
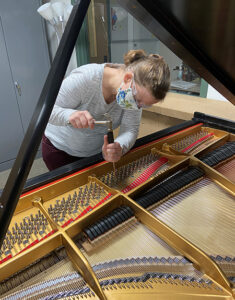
[149,54,163,60]
[123,49,147,66]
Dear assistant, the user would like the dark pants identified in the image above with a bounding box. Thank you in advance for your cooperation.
[42,135,83,171]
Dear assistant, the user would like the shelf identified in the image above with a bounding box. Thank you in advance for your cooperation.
[145,92,235,121]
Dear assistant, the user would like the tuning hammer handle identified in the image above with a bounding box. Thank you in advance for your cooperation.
[107,130,114,144]
[107,129,116,176]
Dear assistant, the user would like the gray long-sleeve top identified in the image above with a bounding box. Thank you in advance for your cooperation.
[45,63,142,157]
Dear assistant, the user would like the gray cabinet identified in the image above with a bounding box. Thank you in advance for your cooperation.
[0,18,25,170]
[0,0,50,171]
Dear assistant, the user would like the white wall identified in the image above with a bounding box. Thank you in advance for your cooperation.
[158,43,182,81]
[207,85,228,101]
[109,1,182,82]
[110,2,159,63]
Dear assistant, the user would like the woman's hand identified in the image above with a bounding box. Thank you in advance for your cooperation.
[69,110,95,129]
[102,135,122,162]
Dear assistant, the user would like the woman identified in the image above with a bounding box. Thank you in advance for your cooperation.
[42,49,170,171]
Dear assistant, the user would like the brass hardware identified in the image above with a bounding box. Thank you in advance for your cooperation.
[14,81,22,96]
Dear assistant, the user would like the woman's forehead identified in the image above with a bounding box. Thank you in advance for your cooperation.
[136,84,157,102]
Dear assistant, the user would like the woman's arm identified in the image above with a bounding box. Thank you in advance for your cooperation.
[115,109,142,155]
[48,73,87,126]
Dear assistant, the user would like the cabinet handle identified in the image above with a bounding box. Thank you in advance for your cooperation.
[14,81,22,96]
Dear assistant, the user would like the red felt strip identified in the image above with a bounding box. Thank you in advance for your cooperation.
[182,133,214,153]
[0,254,12,264]
[122,157,168,193]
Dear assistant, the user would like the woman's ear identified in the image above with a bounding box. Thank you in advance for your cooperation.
[123,72,134,84]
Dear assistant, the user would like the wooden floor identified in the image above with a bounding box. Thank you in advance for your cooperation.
[0,157,48,190]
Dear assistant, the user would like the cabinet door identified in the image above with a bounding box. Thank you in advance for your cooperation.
[0,18,24,167]
[0,0,50,132]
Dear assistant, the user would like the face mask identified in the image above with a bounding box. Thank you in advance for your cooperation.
[116,79,139,110]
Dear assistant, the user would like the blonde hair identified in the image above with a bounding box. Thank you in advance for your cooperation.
[123,49,170,100]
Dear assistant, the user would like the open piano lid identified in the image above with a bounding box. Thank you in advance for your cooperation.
[119,0,235,105]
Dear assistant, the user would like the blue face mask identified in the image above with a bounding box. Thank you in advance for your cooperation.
[116,79,139,110]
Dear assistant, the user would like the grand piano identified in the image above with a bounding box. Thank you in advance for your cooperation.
[0,1,234,299]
